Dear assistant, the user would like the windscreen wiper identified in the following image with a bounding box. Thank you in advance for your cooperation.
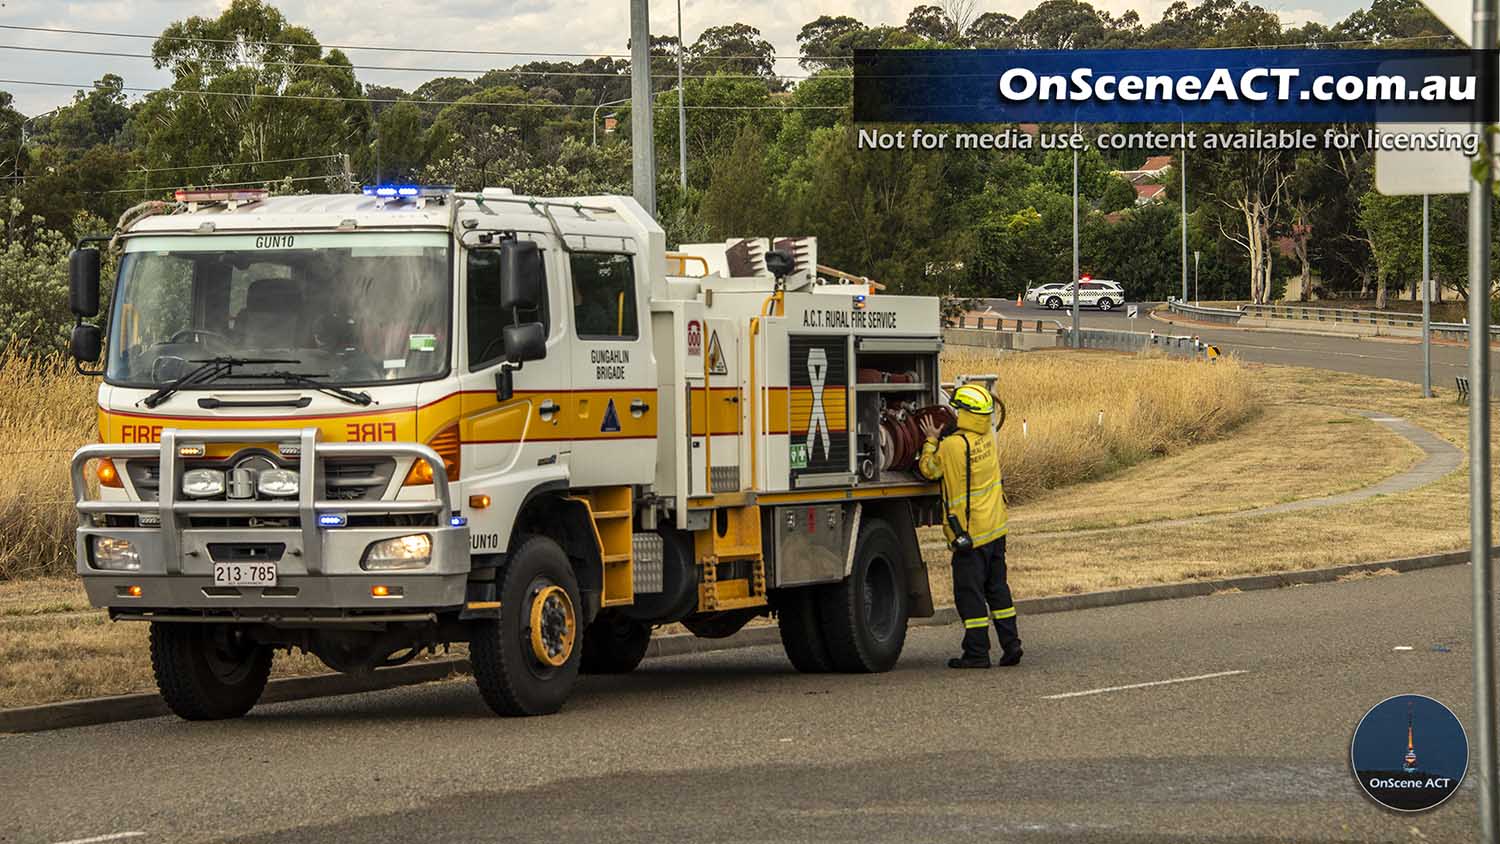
[140,356,300,408]
[235,370,375,406]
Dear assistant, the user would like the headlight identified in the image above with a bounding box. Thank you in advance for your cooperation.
[256,469,299,498]
[92,536,141,571]
[182,468,225,498]
[361,534,433,571]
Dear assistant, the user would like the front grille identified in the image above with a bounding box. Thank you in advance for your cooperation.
[122,454,396,503]
[321,457,396,501]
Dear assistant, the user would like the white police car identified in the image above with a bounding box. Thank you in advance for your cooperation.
[1024,278,1125,311]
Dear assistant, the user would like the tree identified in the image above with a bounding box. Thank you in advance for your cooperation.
[1359,190,1421,308]
[700,126,778,239]
[905,5,960,43]
[689,24,777,84]
[966,12,1018,46]
[371,101,427,182]
[1195,138,1294,303]
[136,0,371,191]
[796,16,868,70]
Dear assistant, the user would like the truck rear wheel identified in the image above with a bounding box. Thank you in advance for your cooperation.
[817,519,910,673]
[471,535,582,716]
[149,622,272,721]
[581,615,651,674]
[773,586,834,673]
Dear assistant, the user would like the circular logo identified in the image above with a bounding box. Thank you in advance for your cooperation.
[1351,694,1468,812]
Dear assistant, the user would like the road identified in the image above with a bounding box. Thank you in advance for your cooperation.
[2,566,1478,843]
[979,298,1500,396]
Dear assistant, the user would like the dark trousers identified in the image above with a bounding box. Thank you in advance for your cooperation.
[952,536,1020,659]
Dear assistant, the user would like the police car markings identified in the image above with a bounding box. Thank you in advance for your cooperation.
[1041,669,1248,700]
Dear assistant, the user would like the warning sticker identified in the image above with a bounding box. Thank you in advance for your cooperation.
[600,398,622,433]
[687,320,702,357]
[789,443,809,470]
[707,330,728,376]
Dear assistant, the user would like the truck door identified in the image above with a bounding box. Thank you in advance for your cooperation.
[454,236,572,545]
[565,247,658,488]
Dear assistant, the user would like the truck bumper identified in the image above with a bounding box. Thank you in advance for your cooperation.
[73,428,471,616]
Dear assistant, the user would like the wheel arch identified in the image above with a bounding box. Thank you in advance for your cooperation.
[509,482,605,626]
[855,499,935,619]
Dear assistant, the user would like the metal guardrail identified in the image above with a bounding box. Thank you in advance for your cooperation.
[1169,298,1500,340]
[1166,300,1244,324]
[950,314,1065,333]
[1065,327,1217,358]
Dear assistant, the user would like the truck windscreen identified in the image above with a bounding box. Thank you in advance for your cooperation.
[106,233,451,388]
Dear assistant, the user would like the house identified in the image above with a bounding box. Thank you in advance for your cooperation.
[1113,155,1173,205]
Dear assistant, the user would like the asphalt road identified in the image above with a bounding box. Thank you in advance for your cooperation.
[979,298,1500,396]
[2,566,1481,843]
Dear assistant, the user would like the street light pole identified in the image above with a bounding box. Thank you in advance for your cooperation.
[1468,0,1498,836]
[1071,124,1080,347]
[1181,123,1189,304]
[1422,193,1432,399]
[676,0,688,191]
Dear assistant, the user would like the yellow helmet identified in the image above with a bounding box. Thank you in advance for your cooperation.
[951,384,994,415]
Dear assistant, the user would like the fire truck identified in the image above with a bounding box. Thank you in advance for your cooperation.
[64,185,947,718]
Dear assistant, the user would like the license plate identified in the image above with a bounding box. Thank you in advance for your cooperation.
[212,562,277,587]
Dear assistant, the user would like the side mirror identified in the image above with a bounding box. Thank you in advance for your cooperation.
[499,240,543,311]
[70,323,102,364]
[503,322,546,364]
[69,248,101,318]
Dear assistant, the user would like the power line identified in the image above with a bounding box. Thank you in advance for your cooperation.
[0,22,812,62]
[0,78,846,109]
[2,153,344,180]
[0,42,820,81]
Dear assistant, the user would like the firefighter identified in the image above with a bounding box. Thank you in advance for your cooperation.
[917,384,1023,669]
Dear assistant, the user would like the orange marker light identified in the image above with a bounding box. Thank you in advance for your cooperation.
[97,458,122,488]
[371,585,391,598]
[126,585,142,598]
[468,494,491,509]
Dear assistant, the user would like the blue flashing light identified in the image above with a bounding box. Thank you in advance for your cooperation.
[449,515,468,528]
[361,184,455,200]
[317,512,348,528]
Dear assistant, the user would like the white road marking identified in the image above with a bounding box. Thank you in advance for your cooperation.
[1042,670,1248,700]
[1369,417,1402,423]
[1394,646,1414,651]
[51,832,146,844]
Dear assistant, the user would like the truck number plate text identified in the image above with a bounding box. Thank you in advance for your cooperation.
[212,563,277,587]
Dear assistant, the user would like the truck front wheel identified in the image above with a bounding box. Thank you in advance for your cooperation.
[580,615,651,674]
[471,535,583,716]
[150,622,272,721]
[817,519,910,673]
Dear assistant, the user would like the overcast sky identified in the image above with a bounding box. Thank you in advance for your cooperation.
[4,0,1367,116]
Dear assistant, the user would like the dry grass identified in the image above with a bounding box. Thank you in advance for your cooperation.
[0,349,96,580]
[943,349,1259,504]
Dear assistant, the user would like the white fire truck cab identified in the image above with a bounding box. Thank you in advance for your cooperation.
[66,186,946,718]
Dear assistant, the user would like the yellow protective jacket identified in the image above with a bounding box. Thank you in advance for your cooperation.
[918,407,1007,548]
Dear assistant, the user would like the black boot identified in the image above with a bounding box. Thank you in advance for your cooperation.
[997,647,1023,667]
[947,655,991,669]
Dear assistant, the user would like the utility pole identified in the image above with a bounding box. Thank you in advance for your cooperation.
[1194,250,1201,306]
[676,0,688,191]
[629,0,656,215]
[1071,124,1080,347]
[1468,0,1498,836]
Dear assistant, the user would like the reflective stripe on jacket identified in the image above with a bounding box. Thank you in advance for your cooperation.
[917,407,1007,548]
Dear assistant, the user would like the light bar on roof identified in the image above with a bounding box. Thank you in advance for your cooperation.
[361,184,453,199]
[175,188,268,203]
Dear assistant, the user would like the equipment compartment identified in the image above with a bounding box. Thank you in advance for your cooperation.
[852,348,946,484]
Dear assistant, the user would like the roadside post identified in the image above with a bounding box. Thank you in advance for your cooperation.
[1127,303,1139,339]
[1194,250,1201,306]
[1071,123,1080,348]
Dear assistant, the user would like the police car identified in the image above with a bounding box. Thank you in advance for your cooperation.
[1023,278,1125,311]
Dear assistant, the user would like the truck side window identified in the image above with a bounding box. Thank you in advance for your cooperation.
[571,252,637,340]
[467,247,548,369]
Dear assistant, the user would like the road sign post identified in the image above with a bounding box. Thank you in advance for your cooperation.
[1424,195,1433,399]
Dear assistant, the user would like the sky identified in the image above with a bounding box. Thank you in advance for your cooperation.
[2,0,1373,116]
